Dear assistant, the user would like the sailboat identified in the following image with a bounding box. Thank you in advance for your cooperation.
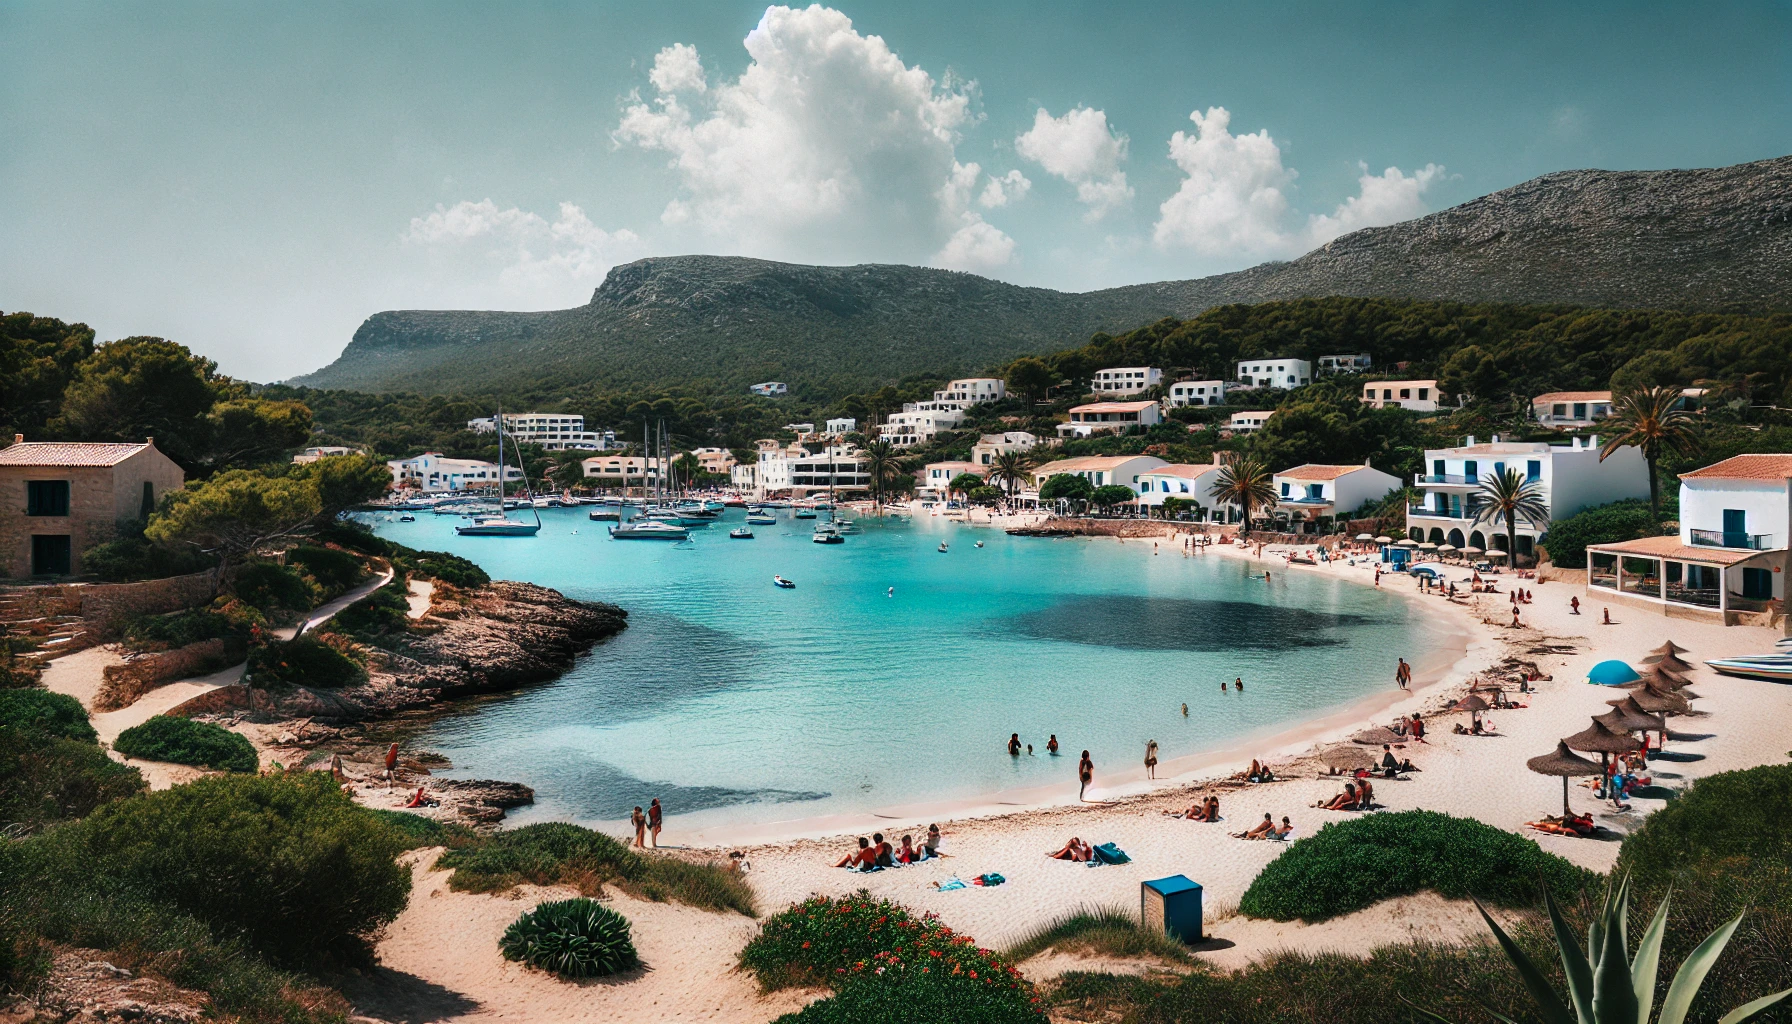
[456,410,542,537]
[611,418,690,540]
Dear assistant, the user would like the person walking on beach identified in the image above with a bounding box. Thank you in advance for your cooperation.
[1078,751,1094,801]
[648,798,663,849]
[1571,595,1581,615]
[631,806,647,848]
[384,742,399,792]
[1008,733,1022,756]
[1395,658,1411,690]
[1144,740,1159,779]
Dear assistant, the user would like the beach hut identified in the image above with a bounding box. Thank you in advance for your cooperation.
[1141,875,1203,943]
[1586,660,1642,686]
[1527,741,1604,816]
[1452,693,1491,729]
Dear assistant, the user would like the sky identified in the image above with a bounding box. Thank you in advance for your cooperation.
[2,2,1787,382]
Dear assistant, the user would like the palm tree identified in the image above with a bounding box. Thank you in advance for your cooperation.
[1599,385,1701,522]
[1472,467,1550,566]
[861,439,902,513]
[1207,454,1277,531]
[989,450,1034,503]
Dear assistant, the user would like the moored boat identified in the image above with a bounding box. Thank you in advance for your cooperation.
[1706,654,1792,682]
[730,526,754,539]
[813,523,844,544]
[610,520,689,540]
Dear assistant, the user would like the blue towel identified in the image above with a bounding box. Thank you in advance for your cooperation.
[1087,842,1130,866]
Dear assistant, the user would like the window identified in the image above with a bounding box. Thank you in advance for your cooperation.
[1463,460,1478,482]
[31,535,71,575]
[1399,389,1411,399]
[1742,568,1772,600]
[1527,461,1541,481]
[1552,403,1566,417]
[1723,509,1748,547]
[26,480,70,516]
[1433,460,1445,477]
[1382,389,1392,399]
[1418,388,1430,400]
[1573,403,1587,419]
[1280,482,1291,496]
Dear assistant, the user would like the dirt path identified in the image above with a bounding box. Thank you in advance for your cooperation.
[407,579,435,619]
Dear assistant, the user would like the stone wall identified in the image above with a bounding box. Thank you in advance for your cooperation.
[0,568,220,636]
[96,637,244,712]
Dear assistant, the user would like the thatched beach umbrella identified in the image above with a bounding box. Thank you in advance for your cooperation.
[1564,719,1643,777]
[1352,726,1405,745]
[1624,685,1693,716]
[1649,640,1691,658]
[1594,707,1650,737]
[1602,698,1665,735]
[1635,663,1693,688]
[1528,741,1604,816]
[1317,745,1374,771]
[1452,693,1491,729]
[1641,650,1694,674]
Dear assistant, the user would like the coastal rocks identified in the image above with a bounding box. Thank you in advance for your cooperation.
[432,779,535,823]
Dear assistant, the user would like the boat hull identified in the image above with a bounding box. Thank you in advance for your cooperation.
[1706,656,1792,682]
[455,522,541,536]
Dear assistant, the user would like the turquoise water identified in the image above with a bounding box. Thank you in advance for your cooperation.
[364,508,1455,829]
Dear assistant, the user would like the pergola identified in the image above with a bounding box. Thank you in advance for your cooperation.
[1586,535,1782,619]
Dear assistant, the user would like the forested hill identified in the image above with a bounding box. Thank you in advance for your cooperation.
[294,154,1792,398]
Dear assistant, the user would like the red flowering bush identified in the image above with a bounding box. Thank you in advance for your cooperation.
[740,892,1042,1021]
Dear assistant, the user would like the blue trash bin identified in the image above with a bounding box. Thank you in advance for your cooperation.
[1141,875,1203,942]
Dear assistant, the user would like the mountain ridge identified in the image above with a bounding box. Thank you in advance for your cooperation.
[294,154,1792,396]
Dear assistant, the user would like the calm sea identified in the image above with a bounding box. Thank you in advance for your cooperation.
[364,508,1453,829]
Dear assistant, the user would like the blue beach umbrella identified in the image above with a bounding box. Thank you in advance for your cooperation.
[1586,660,1642,686]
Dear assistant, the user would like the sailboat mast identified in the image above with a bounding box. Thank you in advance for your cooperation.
[495,407,504,503]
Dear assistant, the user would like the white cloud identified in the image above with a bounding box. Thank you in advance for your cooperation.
[934,219,1016,273]
[1153,106,1442,259]
[1015,107,1132,220]
[613,4,1012,267]
[404,199,642,305]
[1303,163,1442,245]
[648,43,706,94]
[979,168,1031,209]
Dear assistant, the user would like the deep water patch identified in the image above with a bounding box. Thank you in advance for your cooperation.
[1007,595,1379,652]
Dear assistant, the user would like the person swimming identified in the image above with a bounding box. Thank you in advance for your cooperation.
[1046,734,1059,755]
[888,586,894,597]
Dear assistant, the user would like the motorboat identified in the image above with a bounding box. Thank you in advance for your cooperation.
[1706,654,1792,683]
[457,516,541,536]
[833,519,860,534]
[774,575,796,588]
[794,507,818,519]
[609,520,689,540]
[938,541,949,553]
[398,514,415,522]
[813,523,845,544]
[587,508,622,521]
[746,512,777,526]
[729,526,754,539]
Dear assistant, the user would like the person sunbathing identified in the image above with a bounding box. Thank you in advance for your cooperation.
[897,835,920,864]
[1234,813,1276,839]
[1047,837,1092,861]
[834,837,878,870]
[1356,778,1374,808]
[1231,759,1264,781]
[1269,816,1294,839]
[1315,783,1358,810]
[402,786,435,808]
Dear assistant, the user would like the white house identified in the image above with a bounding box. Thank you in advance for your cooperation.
[970,431,1038,466]
[292,445,355,464]
[1318,354,1373,374]
[1226,411,1273,434]
[1091,367,1163,396]
[749,381,789,397]
[1031,455,1168,492]
[467,413,613,451]
[879,408,964,447]
[825,417,857,435]
[1531,391,1615,428]
[1586,453,1790,624]
[689,448,736,475]
[1235,358,1312,389]
[929,378,1007,409]
[1058,401,1162,438]
[1361,380,1443,412]
[388,453,521,492]
[1134,456,1241,522]
[581,455,663,491]
[1167,380,1228,407]
[920,461,990,498]
[746,444,871,498]
[1405,435,1649,561]
[1272,463,1402,525]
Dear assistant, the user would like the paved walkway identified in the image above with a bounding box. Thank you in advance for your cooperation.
[278,567,396,640]
[405,578,434,619]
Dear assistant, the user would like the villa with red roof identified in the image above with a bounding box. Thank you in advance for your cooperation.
[0,435,186,578]
[1271,462,1402,530]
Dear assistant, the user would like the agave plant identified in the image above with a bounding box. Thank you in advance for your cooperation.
[1424,875,1791,1024]
[500,897,640,979]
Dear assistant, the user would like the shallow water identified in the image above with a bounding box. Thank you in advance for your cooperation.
[364,508,1454,828]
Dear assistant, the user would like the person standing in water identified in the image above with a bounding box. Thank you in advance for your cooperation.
[1008,733,1022,756]
[1181,703,1189,717]
[1047,735,1059,755]
[1144,740,1159,779]
[1395,657,1411,690]
[1234,677,1244,692]
[888,586,894,597]
[1078,751,1094,800]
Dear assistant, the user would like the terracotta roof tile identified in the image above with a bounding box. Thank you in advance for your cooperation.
[1679,454,1792,481]
[0,442,150,467]
[1587,535,1777,565]
[1532,391,1613,404]
[1276,464,1370,481]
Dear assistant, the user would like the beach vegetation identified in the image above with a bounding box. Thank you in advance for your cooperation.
[1237,810,1595,922]
[231,559,318,614]
[0,688,96,742]
[499,898,640,978]
[284,543,366,595]
[1617,763,1792,882]
[81,529,216,583]
[313,520,491,588]
[1004,906,1194,964]
[743,892,1044,1022]
[113,715,259,773]
[1540,499,1662,568]
[1208,454,1277,529]
[0,725,145,829]
[1472,467,1552,565]
[1600,386,1703,522]
[364,807,480,849]
[436,821,756,916]
[327,579,411,644]
[1038,472,1094,510]
[246,634,368,690]
[122,600,260,652]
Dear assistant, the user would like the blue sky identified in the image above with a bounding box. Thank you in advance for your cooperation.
[2,1,1787,381]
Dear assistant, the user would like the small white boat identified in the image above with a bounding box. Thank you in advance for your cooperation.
[457,516,541,537]
[833,519,860,534]
[1706,654,1792,682]
[938,542,949,553]
[813,524,844,544]
[974,541,984,548]
[398,514,415,522]
[774,575,796,588]
[730,526,754,539]
[794,507,818,519]
[746,512,777,525]
[588,509,622,521]
[609,520,689,540]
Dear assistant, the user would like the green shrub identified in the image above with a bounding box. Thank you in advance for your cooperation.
[364,808,478,849]
[410,550,489,588]
[437,821,755,916]
[1539,498,1659,568]
[81,535,213,583]
[285,545,365,596]
[231,560,316,613]
[1618,763,1792,878]
[246,635,367,689]
[0,726,145,829]
[122,604,251,652]
[312,523,489,588]
[328,581,410,643]
[499,898,639,978]
[1237,810,1594,922]
[1004,906,1192,964]
[779,969,1048,1024]
[56,772,411,967]
[114,716,259,773]
[0,688,96,741]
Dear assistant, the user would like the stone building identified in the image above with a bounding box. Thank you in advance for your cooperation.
[0,436,186,578]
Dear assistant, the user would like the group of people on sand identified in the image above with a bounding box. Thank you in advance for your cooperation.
[833,825,946,870]
[1230,759,1277,783]
[629,799,664,848]
[1008,733,1060,757]
[1165,794,1221,821]
[1315,777,1375,811]
[1234,813,1294,840]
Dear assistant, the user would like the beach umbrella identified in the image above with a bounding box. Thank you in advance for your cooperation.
[1355,533,1374,542]
[1527,741,1604,816]
[1565,719,1643,757]
[1636,664,1693,688]
[1396,538,1419,547]
[1374,535,1393,544]
[1438,543,1458,553]
[1586,659,1642,686]
[1650,641,1691,657]
[1453,693,1491,729]
[1317,745,1374,771]
[1641,650,1694,674]
[1351,726,1406,745]
[1624,685,1692,716]
[1463,546,1484,555]
[1593,707,1650,737]
[1486,549,1510,560]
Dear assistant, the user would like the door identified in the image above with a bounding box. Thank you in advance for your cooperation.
[1722,509,1747,547]
[31,535,72,575]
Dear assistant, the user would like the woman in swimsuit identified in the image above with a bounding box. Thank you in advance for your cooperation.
[631,806,647,848]
[1144,740,1159,779]
[1078,751,1094,800]
[1047,735,1059,755]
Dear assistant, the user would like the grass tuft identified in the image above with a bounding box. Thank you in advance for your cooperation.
[1004,906,1195,965]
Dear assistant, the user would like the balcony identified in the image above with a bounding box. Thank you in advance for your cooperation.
[1415,473,1475,485]
[1689,529,1775,550]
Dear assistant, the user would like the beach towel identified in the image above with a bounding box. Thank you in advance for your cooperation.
[972,873,1006,886]
[935,876,968,891]
[1086,842,1130,866]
